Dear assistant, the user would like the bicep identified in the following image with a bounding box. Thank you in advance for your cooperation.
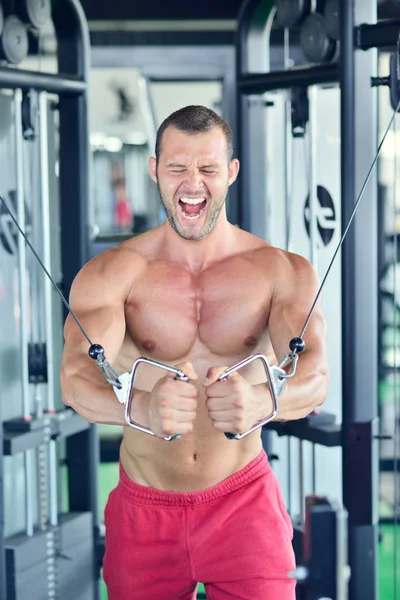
[62,256,129,366]
[268,255,327,362]
[63,306,126,366]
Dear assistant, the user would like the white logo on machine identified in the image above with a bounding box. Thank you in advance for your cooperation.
[304,185,336,247]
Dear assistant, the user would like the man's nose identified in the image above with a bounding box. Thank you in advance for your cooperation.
[184,168,203,189]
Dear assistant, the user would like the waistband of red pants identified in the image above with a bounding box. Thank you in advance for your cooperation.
[118,449,270,507]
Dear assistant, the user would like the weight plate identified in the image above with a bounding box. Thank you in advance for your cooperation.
[26,0,51,29]
[275,0,311,29]
[1,16,29,65]
[0,4,3,37]
[300,13,336,63]
[324,0,340,41]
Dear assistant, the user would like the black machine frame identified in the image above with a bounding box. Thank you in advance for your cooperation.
[0,1,99,598]
[236,1,399,599]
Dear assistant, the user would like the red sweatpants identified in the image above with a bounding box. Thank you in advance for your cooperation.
[103,450,296,600]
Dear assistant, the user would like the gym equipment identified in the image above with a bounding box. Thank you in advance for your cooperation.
[123,358,189,441]
[323,0,339,41]
[300,13,337,63]
[219,352,296,439]
[292,495,350,600]
[16,0,51,29]
[371,38,400,113]
[14,89,35,541]
[0,1,97,598]
[119,353,293,441]
[0,16,29,65]
[236,1,400,597]
[275,0,311,29]
[38,90,59,532]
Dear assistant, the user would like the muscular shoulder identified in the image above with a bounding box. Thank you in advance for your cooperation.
[265,248,320,306]
[254,245,319,295]
[69,244,147,307]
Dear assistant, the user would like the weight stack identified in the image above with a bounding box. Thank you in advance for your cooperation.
[6,512,95,600]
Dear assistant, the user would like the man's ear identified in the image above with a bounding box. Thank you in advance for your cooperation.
[148,156,157,183]
[228,159,240,186]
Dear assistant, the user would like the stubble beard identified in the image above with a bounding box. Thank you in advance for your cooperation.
[157,183,227,242]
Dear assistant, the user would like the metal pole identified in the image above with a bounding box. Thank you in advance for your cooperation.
[238,63,339,94]
[341,0,379,597]
[299,438,304,523]
[283,27,293,251]
[308,85,318,270]
[39,91,58,529]
[53,2,100,596]
[0,67,85,94]
[15,88,34,538]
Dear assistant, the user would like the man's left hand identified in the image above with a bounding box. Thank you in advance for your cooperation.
[203,367,272,434]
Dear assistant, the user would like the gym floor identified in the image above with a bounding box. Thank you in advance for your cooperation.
[97,462,399,599]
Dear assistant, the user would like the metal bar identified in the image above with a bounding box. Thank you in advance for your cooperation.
[340,3,358,597]
[39,91,59,530]
[39,93,54,414]
[283,27,292,251]
[235,0,270,236]
[238,64,339,94]
[15,92,29,423]
[308,85,318,270]
[52,2,99,596]
[341,0,379,598]
[265,421,342,446]
[0,67,85,95]
[3,429,46,455]
[3,413,89,456]
[299,441,304,523]
[356,19,400,51]
[15,89,35,539]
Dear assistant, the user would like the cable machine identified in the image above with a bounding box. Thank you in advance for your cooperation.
[236,1,400,598]
[0,1,97,598]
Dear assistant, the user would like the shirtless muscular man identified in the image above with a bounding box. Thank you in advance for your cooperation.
[60,105,329,600]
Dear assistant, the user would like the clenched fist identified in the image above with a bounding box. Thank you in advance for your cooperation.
[148,362,198,438]
[203,366,272,435]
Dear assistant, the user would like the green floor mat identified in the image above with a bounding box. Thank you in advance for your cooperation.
[378,523,400,599]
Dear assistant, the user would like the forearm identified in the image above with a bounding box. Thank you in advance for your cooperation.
[253,351,329,422]
[60,357,150,427]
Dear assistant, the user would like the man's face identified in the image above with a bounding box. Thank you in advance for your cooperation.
[149,127,239,241]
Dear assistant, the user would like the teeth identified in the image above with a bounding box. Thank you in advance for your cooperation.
[180,197,206,205]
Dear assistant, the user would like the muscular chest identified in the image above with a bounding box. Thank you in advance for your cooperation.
[125,259,272,361]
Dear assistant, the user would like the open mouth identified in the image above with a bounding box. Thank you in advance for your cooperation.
[178,197,207,221]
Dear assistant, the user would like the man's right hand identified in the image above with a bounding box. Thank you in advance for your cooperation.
[147,363,198,438]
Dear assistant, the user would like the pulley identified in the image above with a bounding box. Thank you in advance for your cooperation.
[0,16,29,65]
[300,13,336,63]
[323,0,340,41]
[275,0,311,29]
[16,0,51,30]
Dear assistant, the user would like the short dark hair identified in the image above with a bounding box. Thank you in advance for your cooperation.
[155,105,233,163]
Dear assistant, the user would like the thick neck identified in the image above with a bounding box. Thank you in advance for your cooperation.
[159,207,236,272]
